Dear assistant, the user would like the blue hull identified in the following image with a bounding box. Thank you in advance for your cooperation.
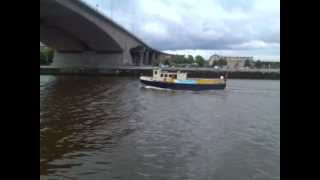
[140,79,226,91]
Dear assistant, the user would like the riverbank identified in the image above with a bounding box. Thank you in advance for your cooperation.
[40,66,280,80]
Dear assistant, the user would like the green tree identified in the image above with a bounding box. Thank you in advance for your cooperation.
[43,47,55,64]
[211,60,218,67]
[244,59,251,67]
[164,59,170,66]
[40,51,47,65]
[217,58,227,67]
[255,60,262,69]
[195,55,205,67]
[171,55,183,65]
[187,55,194,64]
[40,47,55,65]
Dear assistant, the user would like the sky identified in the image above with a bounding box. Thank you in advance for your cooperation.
[83,0,279,61]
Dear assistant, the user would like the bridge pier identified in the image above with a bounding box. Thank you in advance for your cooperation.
[144,50,150,65]
[52,51,124,68]
[41,0,173,69]
[139,51,144,66]
[150,51,156,65]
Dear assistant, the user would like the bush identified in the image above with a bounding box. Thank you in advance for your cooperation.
[195,55,205,67]
[40,52,47,65]
[40,47,55,65]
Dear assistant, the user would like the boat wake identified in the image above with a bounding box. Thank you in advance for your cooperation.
[141,85,227,95]
[142,85,173,91]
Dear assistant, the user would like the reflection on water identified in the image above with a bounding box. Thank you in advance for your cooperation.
[40,76,280,180]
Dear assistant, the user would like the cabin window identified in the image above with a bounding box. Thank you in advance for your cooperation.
[164,74,167,77]
[160,74,163,77]
[154,71,157,74]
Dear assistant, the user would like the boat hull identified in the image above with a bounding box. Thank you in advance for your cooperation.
[140,79,226,91]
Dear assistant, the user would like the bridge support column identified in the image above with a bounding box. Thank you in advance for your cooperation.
[150,51,156,65]
[144,50,150,65]
[139,51,144,66]
[52,51,123,68]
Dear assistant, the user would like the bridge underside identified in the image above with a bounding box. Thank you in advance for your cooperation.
[40,0,167,68]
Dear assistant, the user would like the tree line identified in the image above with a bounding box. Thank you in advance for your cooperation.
[160,55,207,67]
[158,55,280,69]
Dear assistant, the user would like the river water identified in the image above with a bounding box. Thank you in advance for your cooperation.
[40,75,280,180]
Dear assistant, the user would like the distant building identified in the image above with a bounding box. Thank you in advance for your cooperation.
[208,54,253,69]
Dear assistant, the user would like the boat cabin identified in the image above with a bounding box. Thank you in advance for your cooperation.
[152,69,187,81]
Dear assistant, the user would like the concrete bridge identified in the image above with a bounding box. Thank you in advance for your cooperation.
[40,0,172,68]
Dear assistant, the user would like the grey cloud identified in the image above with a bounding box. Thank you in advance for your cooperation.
[84,0,279,59]
[215,0,255,12]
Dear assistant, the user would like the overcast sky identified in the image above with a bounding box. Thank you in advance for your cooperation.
[83,0,279,61]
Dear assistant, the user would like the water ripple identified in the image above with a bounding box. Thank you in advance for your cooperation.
[40,76,279,180]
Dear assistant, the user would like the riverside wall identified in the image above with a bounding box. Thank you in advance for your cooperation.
[40,66,280,80]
